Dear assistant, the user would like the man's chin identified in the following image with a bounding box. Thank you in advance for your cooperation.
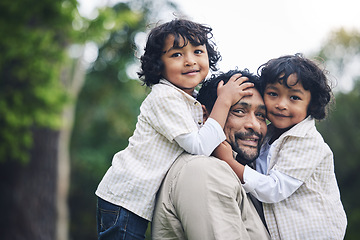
[234,148,259,165]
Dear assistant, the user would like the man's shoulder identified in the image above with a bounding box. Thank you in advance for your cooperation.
[167,153,239,182]
[177,152,229,167]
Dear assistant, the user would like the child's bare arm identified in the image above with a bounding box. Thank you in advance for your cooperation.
[212,141,245,183]
[209,73,253,129]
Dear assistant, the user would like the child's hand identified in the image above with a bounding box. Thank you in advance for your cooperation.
[213,140,245,183]
[208,73,255,129]
[212,141,233,162]
[217,73,254,107]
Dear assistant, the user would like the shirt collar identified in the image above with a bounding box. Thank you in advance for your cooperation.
[267,115,314,141]
[159,78,198,99]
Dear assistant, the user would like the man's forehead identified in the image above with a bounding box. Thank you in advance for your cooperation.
[238,89,265,108]
[235,100,266,111]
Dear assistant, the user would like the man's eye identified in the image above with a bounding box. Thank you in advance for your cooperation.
[232,109,245,115]
[256,113,266,121]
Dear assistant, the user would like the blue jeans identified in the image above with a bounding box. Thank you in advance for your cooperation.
[97,197,149,240]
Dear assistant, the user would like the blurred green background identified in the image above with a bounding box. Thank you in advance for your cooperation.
[0,0,359,239]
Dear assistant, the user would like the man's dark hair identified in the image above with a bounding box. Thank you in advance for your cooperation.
[197,69,260,112]
[137,19,221,87]
[258,53,332,120]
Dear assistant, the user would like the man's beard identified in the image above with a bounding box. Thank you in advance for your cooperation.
[230,130,262,166]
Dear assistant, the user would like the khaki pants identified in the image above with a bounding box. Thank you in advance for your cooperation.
[152,153,270,240]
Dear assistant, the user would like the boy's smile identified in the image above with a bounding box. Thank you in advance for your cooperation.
[161,34,209,95]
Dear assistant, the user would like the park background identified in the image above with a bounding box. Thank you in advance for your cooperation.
[0,0,359,239]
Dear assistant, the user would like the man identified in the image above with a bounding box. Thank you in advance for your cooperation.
[152,70,270,240]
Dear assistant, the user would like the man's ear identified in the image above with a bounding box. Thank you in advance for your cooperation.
[202,105,210,122]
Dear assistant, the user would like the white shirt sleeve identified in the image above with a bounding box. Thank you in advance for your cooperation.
[242,165,303,203]
[174,118,226,156]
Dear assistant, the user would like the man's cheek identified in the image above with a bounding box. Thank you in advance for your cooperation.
[223,129,232,142]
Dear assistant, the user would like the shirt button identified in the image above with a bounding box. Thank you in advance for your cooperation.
[198,121,202,125]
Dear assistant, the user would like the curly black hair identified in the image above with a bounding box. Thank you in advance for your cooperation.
[197,69,260,113]
[137,19,221,87]
[257,53,332,120]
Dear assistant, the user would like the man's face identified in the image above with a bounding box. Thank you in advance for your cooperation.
[224,88,267,165]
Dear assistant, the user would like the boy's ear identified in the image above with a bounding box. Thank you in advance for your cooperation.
[202,105,210,122]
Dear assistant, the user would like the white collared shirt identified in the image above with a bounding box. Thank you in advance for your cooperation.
[244,116,347,239]
[96,79,225,221]
[243,141,303,203]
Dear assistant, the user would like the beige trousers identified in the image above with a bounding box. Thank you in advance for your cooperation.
[152,153,270,240]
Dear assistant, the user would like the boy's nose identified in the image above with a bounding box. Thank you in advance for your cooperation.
[276,98,287,110]
[185,55,196,66]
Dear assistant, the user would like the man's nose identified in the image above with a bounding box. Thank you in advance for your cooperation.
[245,114,261,132]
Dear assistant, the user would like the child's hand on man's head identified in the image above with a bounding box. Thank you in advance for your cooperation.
[216,73,254,108]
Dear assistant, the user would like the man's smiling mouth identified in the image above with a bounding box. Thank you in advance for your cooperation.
[238,136,259,147]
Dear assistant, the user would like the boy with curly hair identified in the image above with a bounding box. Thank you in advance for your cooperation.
[96,19,253,239]
[214,54,347,239]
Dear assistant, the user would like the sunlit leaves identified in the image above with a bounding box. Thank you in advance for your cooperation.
[316,28,360,92]
[0,0,78,163]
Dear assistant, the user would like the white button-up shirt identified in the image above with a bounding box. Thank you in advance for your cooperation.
[243,116,347,239]
[96,79,224,220]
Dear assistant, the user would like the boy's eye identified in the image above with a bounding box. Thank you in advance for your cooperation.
[267,91,277,97]
[290,95,301,100]
[194,49,203,54]
[171,52,182,58]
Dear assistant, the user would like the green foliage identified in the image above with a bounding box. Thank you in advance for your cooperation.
[0,0,78,163]
[314,28,360,239]
[69,3,149,239]
[316,28,360,93]
[317,28,360,73]
[317,79,360,239]
[67,1,183,238]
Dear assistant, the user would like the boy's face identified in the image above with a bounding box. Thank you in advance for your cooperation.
[264,73,311,130]
[161,34,209,95]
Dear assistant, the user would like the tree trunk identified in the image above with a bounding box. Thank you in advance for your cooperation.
[56,52,87,240]
[0,128,59,240]
[0,50,87,240]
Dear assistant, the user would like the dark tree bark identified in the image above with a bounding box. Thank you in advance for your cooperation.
[0,127,59,240]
